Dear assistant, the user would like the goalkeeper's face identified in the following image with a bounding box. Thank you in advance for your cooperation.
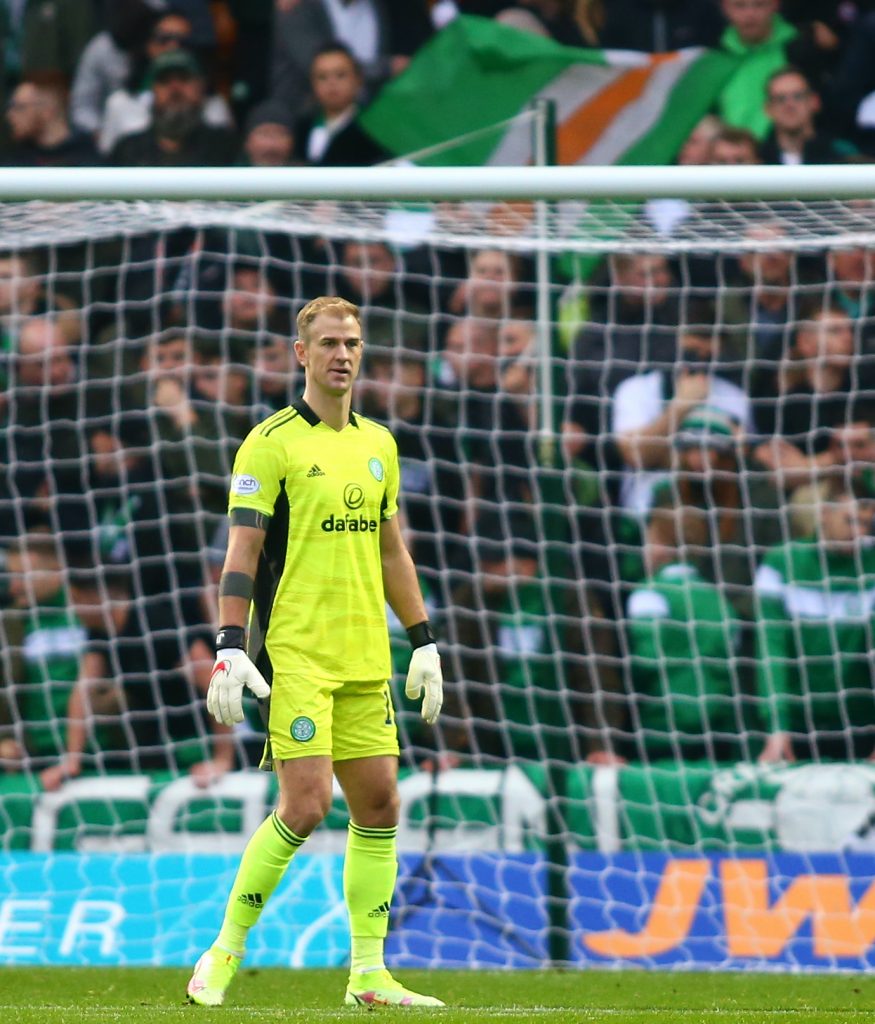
[295,312,363,397]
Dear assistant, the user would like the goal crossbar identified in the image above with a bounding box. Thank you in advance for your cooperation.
[0,164,873,202]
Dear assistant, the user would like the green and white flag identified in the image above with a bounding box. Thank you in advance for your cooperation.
[360,16,739,166]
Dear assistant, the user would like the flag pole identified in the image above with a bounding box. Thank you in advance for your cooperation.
[531,99,557,470]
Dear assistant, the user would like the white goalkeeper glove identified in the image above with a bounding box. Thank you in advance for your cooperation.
[404,623,443,725]
[207,629,271,726]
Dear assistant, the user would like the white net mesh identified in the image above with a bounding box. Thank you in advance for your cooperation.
[4,196,875,969]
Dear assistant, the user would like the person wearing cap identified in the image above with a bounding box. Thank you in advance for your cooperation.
[240,99,297,167]
[109,48,237,167]
[99,9,233,156]
[626,504,744,763]
[612,308,753,519]
[650,404,782,620]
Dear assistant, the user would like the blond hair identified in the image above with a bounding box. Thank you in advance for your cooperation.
[296,296,361,341]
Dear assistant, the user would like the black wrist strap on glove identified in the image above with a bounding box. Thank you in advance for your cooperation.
[216,625,246,652]
[407,621,436,650]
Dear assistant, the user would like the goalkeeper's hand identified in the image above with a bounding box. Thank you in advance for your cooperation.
[405,641,443,725]
[207,648,271,726]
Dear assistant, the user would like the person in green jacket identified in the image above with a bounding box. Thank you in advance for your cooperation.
[718,0,798,139]
[756,478,875,763]
[448,510,626,766]
[0,533,86,768]
[627,504,743,763]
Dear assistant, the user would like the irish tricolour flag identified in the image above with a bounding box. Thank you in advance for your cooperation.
[360,16,739,166]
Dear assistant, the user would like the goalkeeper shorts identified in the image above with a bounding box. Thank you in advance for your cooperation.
[265,674,399,764]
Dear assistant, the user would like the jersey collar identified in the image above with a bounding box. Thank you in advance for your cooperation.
[292,396,358,428]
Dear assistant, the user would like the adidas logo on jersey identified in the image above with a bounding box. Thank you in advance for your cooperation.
[237,891,264,909]
[368,901,391,918]
[307,464,325,477]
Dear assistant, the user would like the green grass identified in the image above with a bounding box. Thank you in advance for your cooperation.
[2,968,875,1024]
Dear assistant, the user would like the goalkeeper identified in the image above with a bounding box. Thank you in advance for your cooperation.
[187,296,444,1009]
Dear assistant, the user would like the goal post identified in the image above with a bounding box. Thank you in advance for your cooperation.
[0,164,874,200]
[3,167,875,971]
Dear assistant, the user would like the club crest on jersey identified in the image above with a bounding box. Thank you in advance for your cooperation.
[291,716,316,742]
[231,474,260,496]
[368,457,384,481]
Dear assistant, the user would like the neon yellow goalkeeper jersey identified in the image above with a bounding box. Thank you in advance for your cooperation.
[227,397,399,682]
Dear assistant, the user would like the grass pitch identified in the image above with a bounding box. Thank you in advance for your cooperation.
[1,967,875,1023]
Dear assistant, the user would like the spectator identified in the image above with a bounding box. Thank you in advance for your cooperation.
[99,9,233,156]
[650,405,783,618]
[678,115,724,166]
[18,0,97,89]
[830,413,875,498]
[69,0,162,137]
[445,248,534,323]
[708,125,760,164]
[718,0,798,139]
[0,317,79,539]
[495,0,592,46]
[241,100,297,167]
[433,316,502,517]
[54,411,205,628]
[70,0,218,138]
[563,253,680,495]
[4,77,99,166]
[722,223,802,363]
[0,533,86,770]
[223,263,283,339]
[752,302,875,489]
[446,509,626,765]
[612,320,753,517]
[597,0,724,51]
[270,0,394,121]
[334,240,429,352]
[827,245,875,324]
[627,504,743,762]
[249,334,298,412]
[781,0,857,104]
[759,66,855,164]
[358,350,465,575]
[0,252,42,379]
[293,43,388,166]
[149,334,257,527]
[755,478,875,763]
[109,50,237,167]
[828,10,875,151]
[644,115,726,236]
[39,560,231,791]
[383,0,435,58]
[170,252,290,337]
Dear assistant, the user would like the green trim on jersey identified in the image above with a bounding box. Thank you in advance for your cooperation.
[229,398,400,682]
[754,538,875,733]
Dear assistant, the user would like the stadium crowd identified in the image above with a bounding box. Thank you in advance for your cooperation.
[3,0,875,790]
[1,1,875,168]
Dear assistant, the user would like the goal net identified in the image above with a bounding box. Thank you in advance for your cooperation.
[3,186,875,970]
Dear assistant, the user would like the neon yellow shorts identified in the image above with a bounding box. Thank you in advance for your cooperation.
[265,674,399,762]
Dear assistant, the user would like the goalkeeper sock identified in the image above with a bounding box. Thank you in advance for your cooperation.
[215,811,307,955]
[344,822,398,975]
